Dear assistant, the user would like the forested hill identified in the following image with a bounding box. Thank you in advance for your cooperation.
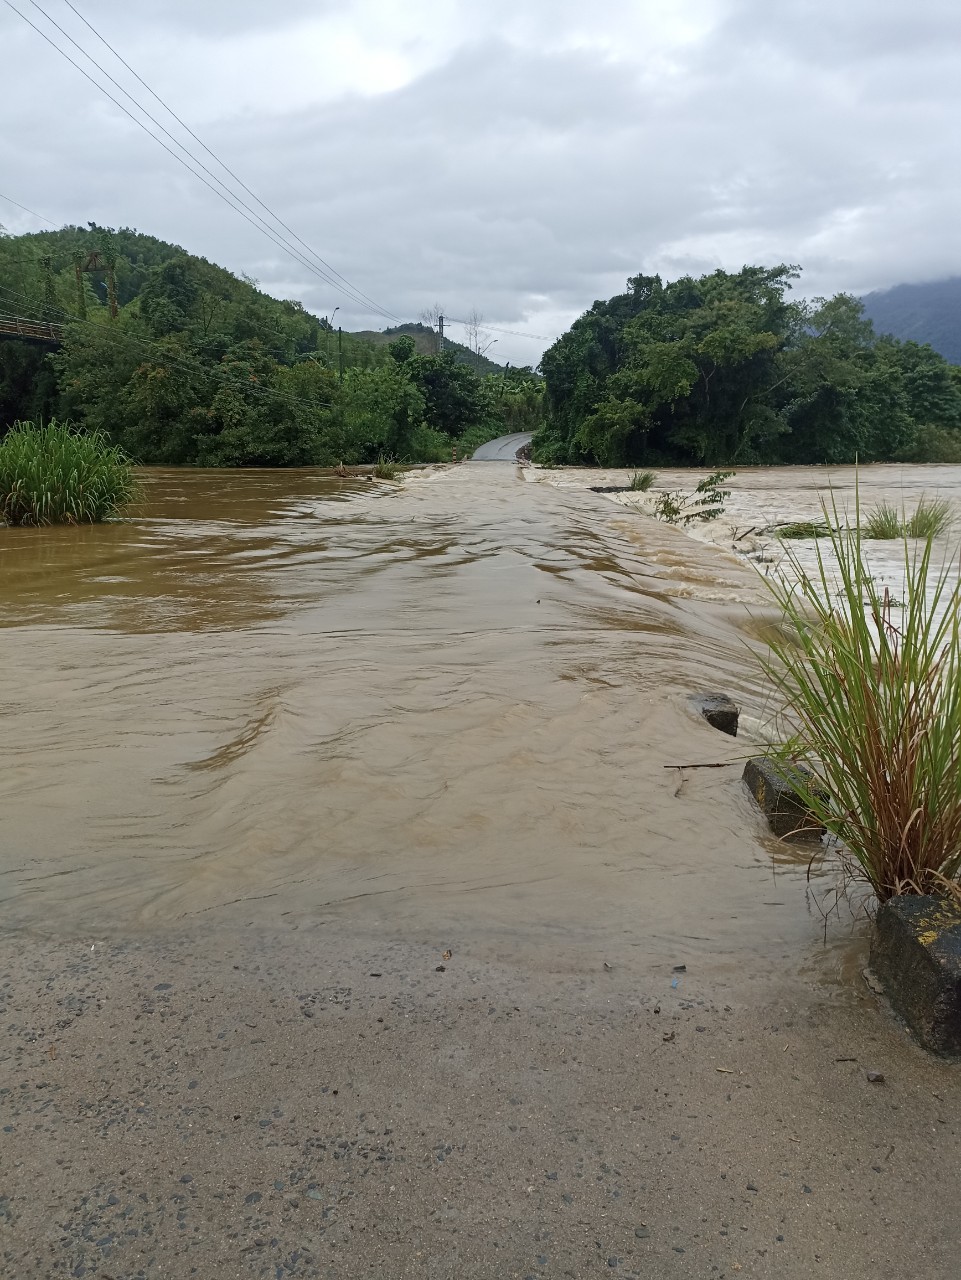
[355,323,504,375]
[0,224,544,465]
[534,266,961,467]
[861,278,961,366]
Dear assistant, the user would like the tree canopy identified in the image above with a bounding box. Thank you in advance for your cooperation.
[535,266,961,466]
[0,224,540,466]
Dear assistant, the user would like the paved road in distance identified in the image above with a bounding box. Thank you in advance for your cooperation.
[470,431,534,461]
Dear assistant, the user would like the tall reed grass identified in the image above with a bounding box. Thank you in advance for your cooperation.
[760,501,961,900]
[0,419,138,526]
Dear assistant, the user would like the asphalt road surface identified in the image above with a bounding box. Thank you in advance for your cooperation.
[470,431,533,460]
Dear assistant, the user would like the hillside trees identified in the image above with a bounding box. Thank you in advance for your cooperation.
[536,267,961,466]
[1,225,512,464]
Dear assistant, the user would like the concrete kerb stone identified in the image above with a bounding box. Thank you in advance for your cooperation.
[870,895,961,1058]
[742,755,825,840]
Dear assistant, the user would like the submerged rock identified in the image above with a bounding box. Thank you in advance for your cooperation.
[694,692,739,737]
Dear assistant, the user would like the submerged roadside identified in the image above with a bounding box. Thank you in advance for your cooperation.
[1,462,959,1277]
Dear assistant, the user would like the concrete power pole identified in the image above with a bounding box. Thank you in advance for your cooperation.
[438,314,444,354]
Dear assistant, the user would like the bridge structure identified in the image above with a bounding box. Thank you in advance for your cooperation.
[0,313,64,345]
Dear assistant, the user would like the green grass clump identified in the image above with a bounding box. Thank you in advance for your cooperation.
[373,454,400,480]
[863,501,904,539]
[862,498,953,540]
[906,496,952,539]
[776,520,834,539]
[0,419,138,527]
[628,469,656,492]
[760,499,961,901]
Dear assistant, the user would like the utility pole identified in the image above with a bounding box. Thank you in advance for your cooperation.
[338,326,344,382]
[326,306,339,368]
[438,314,444,355]
[72,249,87,319]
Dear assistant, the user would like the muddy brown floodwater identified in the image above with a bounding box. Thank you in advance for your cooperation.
[1,463,960,1280]
[0,463,809,960]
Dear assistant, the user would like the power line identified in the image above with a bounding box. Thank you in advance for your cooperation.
[58,0,398,323]
[16,0,395,319]
[4,7,558,353]
[445,315,554,344]
[4,5,556,354]
[6,0,402,322]
[0,191,59,228]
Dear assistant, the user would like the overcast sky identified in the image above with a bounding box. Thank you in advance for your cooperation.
[2,0,960,364]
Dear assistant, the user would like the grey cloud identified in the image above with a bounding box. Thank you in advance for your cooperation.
[124,1,331,35]
[3,1,961,362]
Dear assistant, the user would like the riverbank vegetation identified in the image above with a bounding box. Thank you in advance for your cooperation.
[535,265,961,467]
[762,512,961,900]
[0,225,544,466]
[0,419,137,525]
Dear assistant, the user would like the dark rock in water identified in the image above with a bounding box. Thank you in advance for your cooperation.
[742,756,825,839]
[870,895,961,1058]
[694,693,739,737]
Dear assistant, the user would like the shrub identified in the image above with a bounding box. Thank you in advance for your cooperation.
[904,425,961,464]
[407,424,451,463]
[628,469,656,492]
[456,421,511,459]
[653,470,734,525]
[0,419,138,526]
[759,500,961,900]
[862,498,952,540]
[373,454,400,480]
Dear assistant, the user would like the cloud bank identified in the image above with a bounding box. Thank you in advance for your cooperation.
[2,0,959,363]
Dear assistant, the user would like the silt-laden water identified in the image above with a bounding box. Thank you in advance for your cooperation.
[0,464,850,985]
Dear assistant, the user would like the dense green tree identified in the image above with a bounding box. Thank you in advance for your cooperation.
[0,343,58,432]
[1,224,503,464]
[536,268,961,466]
[401,349,496,438]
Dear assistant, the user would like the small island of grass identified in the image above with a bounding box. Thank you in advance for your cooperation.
[0,418,138,526]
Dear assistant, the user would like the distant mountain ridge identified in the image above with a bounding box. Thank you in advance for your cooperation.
[353,322,504,375]
[861,277,961,366]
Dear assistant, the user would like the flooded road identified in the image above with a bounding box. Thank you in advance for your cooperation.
[2,463,845,976]
[6,463,961,1280]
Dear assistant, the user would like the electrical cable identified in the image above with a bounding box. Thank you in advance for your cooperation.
[445,316,554,343]
[0,192,59,227]
[58,0,398,322]
[4,10,556,352]
[19,0,395,319]
[6,0,402,322]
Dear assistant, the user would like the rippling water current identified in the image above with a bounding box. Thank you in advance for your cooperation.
[1,464,858,983]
